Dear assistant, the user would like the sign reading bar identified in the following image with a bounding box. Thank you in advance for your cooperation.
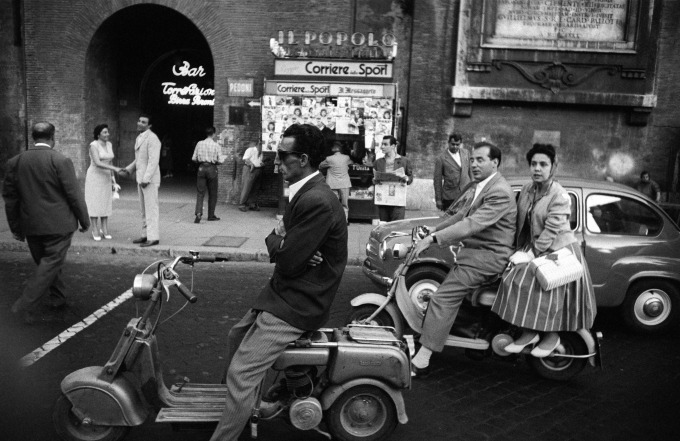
[274,59,393,79]
[228,78,254,97]
[163,60,214,106]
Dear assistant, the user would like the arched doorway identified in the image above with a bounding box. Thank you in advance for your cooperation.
[84,4,214,181]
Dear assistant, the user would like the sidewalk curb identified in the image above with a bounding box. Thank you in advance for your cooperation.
[0,241,366,266]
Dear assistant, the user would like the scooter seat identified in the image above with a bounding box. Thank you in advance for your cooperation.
[468,278,501,307]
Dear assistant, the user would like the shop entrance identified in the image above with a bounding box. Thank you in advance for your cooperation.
[84,4,214,180]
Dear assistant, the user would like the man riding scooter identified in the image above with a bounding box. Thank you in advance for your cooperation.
[210,124,348,441]
[410,142,517,378]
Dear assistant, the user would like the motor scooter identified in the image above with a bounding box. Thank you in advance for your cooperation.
[348,227,603,381]
[54,251,411,441]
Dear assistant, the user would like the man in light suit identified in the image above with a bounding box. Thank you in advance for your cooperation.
[121,114,161,247]
[210,124,347,441]
[433,132,473,211]
[410,141,517,377]
[3,122,90,324]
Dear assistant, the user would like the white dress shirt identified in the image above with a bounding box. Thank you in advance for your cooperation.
[288,171,320,201]
[472,172,497,205]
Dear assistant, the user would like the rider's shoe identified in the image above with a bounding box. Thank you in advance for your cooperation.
[530,333,561,358]
[259,400,283,419]
[504,333,539,353]
[410,364,431,379]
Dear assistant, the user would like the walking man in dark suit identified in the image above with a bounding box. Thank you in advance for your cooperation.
[410,142,517,377]
[210,124,348,441]
[3,122,90,324]
[433,132,473,211]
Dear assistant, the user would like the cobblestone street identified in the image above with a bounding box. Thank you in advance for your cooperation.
[1,252,679,441]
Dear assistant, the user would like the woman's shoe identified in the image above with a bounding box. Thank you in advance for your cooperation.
[91,231,101,241]
[103,233,112,240]
[504,333,539,353]
[530,333,561,358]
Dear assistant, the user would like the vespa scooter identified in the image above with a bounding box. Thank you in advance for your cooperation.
[348,227,603,381]
[54,252,411,441]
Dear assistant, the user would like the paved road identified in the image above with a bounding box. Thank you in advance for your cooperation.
[1,251,679,441]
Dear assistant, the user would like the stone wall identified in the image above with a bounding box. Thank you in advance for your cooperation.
[0,0,26,175]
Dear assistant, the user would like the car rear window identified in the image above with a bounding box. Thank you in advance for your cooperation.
[586,194,663,236]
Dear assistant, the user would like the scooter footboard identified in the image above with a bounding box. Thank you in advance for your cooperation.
[61,366,149,426]
[320,378,408,424]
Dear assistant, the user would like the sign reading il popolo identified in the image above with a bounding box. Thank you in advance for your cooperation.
[274,59,393,79]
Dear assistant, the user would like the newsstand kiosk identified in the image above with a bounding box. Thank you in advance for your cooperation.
[262,56,398,222]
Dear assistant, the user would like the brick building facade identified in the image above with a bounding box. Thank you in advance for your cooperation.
[1,0,679,209]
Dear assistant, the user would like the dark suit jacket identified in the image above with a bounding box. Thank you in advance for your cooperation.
[433,148,472,204]
[3,145,89,238]
[434,172,516,274]
[254,173,348,330]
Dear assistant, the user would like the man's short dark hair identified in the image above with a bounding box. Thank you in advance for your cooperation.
[32,122,55,142]
[473,141,502,167]
[206,126,216,137]
[382,135,397,146]
[448,132,463,143]
[282,124,326,168]
[640,171,650,178]
[140,113,153,125]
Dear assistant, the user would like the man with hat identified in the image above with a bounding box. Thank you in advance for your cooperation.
[433,132,473,211]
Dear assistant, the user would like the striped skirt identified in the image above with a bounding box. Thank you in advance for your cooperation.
[491,242,597,332]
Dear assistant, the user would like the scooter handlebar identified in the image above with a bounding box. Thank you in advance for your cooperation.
[176,281,198,303]
[180,254,229,264]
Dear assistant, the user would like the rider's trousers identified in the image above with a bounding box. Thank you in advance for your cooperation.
[210,309,304,441]
[419,263,496,352]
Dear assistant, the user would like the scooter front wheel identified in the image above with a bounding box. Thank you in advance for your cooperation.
[53,394,130,441]
[325,385,398,441]
[527,332,588,382]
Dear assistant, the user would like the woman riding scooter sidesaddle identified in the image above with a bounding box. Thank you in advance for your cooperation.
[491,143,597,356]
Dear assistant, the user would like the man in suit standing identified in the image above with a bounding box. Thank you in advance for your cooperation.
[3,122,90,324]
[410,141,517,377]
[433,132,473,211]
[210,124,348,441]
[121,114,161,247]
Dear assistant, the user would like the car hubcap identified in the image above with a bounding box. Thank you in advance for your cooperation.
[634,289,671,326]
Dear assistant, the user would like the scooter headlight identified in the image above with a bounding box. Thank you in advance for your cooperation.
[133,274,157,300]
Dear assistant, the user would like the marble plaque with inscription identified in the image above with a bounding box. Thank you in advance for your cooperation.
[489,0,629,47]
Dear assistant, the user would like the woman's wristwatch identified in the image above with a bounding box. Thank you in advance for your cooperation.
[431,233,438,244]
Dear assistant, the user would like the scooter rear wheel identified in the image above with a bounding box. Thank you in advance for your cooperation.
[325,385,398,441]
[53,394,130,441]
[527,332,588,382]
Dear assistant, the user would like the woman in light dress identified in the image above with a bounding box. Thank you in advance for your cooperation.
[84,124,121,240]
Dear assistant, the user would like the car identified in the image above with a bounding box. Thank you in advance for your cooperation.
[362,176,680,333]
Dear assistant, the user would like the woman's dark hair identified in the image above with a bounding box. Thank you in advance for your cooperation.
[526,143,556,165]
[93,124,109,140]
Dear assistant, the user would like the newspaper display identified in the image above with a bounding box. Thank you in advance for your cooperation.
[373,168,407,206]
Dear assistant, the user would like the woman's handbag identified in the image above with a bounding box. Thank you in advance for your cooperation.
[529,247,584,291]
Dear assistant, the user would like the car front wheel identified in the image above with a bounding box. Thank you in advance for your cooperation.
[622,280,680,333]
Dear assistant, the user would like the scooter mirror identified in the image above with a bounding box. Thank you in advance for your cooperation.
[133,274,158,300]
